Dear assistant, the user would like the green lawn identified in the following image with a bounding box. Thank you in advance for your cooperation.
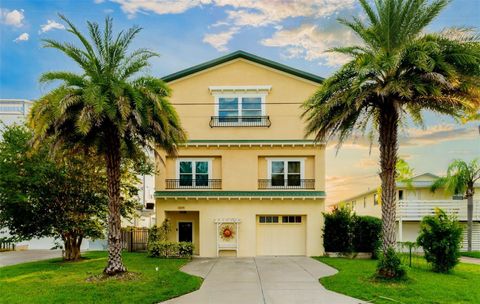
[316,257,480,304]
[460,251,480,259]
[0,251,202,304]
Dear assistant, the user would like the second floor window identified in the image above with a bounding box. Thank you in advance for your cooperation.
[178,160,210,187]
[269,159,304,187]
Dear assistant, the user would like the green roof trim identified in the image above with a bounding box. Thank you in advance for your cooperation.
[162,50,324,84]
[154,191,326,197]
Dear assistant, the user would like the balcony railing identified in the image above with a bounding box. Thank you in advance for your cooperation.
[397,199,480,221]
[258,179,315,189]
[209,116,271,127]
[165,179,222,189]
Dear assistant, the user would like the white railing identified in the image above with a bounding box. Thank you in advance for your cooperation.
[397,200,480,221]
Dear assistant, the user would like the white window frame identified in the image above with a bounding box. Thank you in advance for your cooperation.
[266,158,305,189]
[213,93,267,121]
[175,158,213,188]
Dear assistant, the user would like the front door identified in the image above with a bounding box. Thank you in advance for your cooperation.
[178,222,193,243]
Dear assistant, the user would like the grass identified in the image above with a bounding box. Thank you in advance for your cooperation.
[460,251,480,259]
[316,257,480,304]
[0,251,202,304]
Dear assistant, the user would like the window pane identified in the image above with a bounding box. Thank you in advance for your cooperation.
[272,174,284,186]
[287,174,301,186]
[295,216,301,223]
[282,216,288,223]
[196,161,208,174]
[242,97,261,109]
[259,216,266,223]
[219,98,239,110]
[179,174,192,186]
[272,216,279,223]
[271,161,284,174]
[288,161,300,174]
[242,109,262,118]
[195,174,208,186]
[179,161,192,174]
[266,216,272,223]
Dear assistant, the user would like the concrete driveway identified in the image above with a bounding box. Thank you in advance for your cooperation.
[0,250,62,267]
[162,257,363,304]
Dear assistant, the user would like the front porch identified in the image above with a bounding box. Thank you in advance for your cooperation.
[165,211,200,255]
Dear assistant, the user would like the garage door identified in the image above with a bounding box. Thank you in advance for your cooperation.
[256,215,306,256]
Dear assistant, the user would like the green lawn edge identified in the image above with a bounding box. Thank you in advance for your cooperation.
[315,256,480,304]
[0,251,202,304]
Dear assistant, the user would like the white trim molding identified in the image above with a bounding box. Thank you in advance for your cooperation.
[209,85,272,94]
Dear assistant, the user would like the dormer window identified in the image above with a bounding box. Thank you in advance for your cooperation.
[209,86,271,127]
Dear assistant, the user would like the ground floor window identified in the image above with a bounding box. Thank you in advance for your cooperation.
[259,215,302,224]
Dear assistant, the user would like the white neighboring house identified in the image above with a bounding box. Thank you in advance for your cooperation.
[330,173,480,251]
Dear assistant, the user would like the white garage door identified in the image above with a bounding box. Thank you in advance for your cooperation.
[256,215,306,256]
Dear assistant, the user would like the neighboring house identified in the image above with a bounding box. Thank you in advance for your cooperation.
[330,173,480,251]
[154,51,326,257]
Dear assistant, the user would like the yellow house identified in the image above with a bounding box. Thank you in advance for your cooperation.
[154,51,326,257]
[330,173,480,250]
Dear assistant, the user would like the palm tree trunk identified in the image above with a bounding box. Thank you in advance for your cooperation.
[378,103,399,253]
[104,134,126,275]
[466,183,474,252]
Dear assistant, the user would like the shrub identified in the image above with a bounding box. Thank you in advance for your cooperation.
[178,242,194,258]
[323,207,354,254]
[417,208,463,273]
[148,241,194,258]
[148,219,171,243]
[353,216,382,258]
[377,247,406,279]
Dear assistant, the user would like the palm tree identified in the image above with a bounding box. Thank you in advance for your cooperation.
[431,159,480,251]
[303,0,480,271]
[29,16,186,275]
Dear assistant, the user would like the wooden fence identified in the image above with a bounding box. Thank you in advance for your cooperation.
[121,227,149,252]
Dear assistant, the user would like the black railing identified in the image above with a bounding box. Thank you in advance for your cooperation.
[209,116,271,127]
[258,179,315,189]
[166,179,222,189]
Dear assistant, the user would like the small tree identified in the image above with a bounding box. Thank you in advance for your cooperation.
[417,209,463,273]
[431,159,480,251]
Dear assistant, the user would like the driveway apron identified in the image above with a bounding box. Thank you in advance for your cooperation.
[161,257,363,304]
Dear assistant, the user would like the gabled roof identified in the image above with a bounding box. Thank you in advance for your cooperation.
[162,50,324,84]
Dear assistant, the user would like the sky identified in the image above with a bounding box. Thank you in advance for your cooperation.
[1,0,479,203]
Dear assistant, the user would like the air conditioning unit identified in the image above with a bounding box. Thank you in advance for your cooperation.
[145,202,155,210]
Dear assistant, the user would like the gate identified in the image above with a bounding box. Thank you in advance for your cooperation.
[121,227,149,252]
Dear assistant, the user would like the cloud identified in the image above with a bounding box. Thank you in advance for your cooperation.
[39,20,65,33]
[13,32,29,43]
[261,23,358,66]
[111,0,211,16]
[0,8,25,27]
[202,27,238,51]
[103,1,356,53]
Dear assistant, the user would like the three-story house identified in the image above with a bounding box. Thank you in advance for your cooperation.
[154,51,326,257]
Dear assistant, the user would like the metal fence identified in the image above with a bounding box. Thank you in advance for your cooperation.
[0,240,15,252]
[121,227,149,252]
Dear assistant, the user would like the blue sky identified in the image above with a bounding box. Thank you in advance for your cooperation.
[1,0,479,202]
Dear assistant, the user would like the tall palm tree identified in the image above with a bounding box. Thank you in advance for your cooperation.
[431,159,480,251]
[303,0,480,271]
[29,16,186,275]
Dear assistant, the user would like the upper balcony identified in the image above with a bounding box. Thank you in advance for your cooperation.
[397,199,480,221]
[209,116,271,127]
